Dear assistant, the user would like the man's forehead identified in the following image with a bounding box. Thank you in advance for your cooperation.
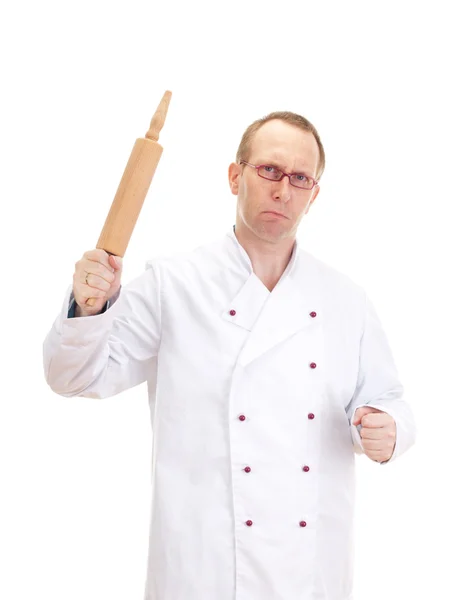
[251,122,319,171]
[260,149,310,165]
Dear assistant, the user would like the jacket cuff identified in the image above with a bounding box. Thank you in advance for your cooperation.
[66,287,122,318]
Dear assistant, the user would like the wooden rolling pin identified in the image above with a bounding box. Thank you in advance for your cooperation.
[86,90,172,307]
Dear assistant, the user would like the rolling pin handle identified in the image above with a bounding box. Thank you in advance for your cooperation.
[145,90,172,142]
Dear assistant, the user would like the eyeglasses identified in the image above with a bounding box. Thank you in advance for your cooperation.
[239,161,318,190]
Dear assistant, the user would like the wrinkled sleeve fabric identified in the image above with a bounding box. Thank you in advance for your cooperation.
[346,293,416,464]
[43,263,162,399]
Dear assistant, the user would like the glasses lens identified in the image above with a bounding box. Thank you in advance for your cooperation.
[290,174,313,189]
[257,165,283,180]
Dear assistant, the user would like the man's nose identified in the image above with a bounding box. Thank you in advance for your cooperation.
[274,175,291,202]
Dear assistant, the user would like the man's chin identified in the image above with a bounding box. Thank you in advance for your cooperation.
[253,222,294,244]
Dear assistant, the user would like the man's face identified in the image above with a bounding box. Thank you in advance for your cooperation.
[228,119,321,243]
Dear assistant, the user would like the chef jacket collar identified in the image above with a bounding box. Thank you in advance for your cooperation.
[227,225,300,279]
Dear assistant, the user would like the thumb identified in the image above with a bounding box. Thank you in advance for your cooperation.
[109,254,123,271]
[353,406,382,426]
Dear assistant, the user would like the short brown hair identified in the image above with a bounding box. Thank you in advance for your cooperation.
[236,111,325,181]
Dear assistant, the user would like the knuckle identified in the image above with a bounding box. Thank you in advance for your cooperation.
[89,287,104,298]
[101,268,114,282]
[86,249,100,262]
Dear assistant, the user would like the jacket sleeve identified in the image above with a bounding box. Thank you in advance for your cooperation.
[346,293,416,464]
[43,263,162,399]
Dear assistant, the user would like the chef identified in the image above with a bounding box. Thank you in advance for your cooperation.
[43,111,416,600]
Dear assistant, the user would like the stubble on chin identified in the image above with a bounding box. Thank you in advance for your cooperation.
[249,215,295,244]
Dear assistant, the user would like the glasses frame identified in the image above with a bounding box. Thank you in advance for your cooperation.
[239,161,318,190]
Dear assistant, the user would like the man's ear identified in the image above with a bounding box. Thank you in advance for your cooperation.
[228,162,241,196]
[305,184,320,215]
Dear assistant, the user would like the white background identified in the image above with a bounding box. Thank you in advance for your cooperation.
[1,1,449,598]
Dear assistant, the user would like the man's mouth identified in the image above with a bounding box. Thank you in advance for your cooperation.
[262,211,288,219]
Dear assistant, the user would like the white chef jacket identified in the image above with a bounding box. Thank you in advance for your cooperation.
[43,228,416,600]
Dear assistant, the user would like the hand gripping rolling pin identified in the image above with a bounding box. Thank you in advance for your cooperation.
[86,90,172,307]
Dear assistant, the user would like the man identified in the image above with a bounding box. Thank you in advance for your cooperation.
[43,111,416,600]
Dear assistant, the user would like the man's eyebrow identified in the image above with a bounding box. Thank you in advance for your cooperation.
[259,160,313,177]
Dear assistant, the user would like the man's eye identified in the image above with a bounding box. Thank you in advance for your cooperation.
[264,166,281,174]
[294,174,306,181]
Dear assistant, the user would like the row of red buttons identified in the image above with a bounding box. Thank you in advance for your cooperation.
[229,310,317,318]
[239,413,315,421]
[242,465,310,473]
[245,520,308,527]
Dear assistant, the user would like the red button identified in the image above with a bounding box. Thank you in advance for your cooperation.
[239,414,246,421]
[310,311,317,318]
[310,362,317,369]
[244,466,251,473]
[229,309,236,316]
[299,521,307,527]
[246,520,253,527]
[303,466,310,472]
[308,413,315,420]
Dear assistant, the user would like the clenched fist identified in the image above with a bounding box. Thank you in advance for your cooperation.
[72,249,123,317]
[353,406,397,463]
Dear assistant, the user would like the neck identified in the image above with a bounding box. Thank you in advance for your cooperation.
[234,223,295,291]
